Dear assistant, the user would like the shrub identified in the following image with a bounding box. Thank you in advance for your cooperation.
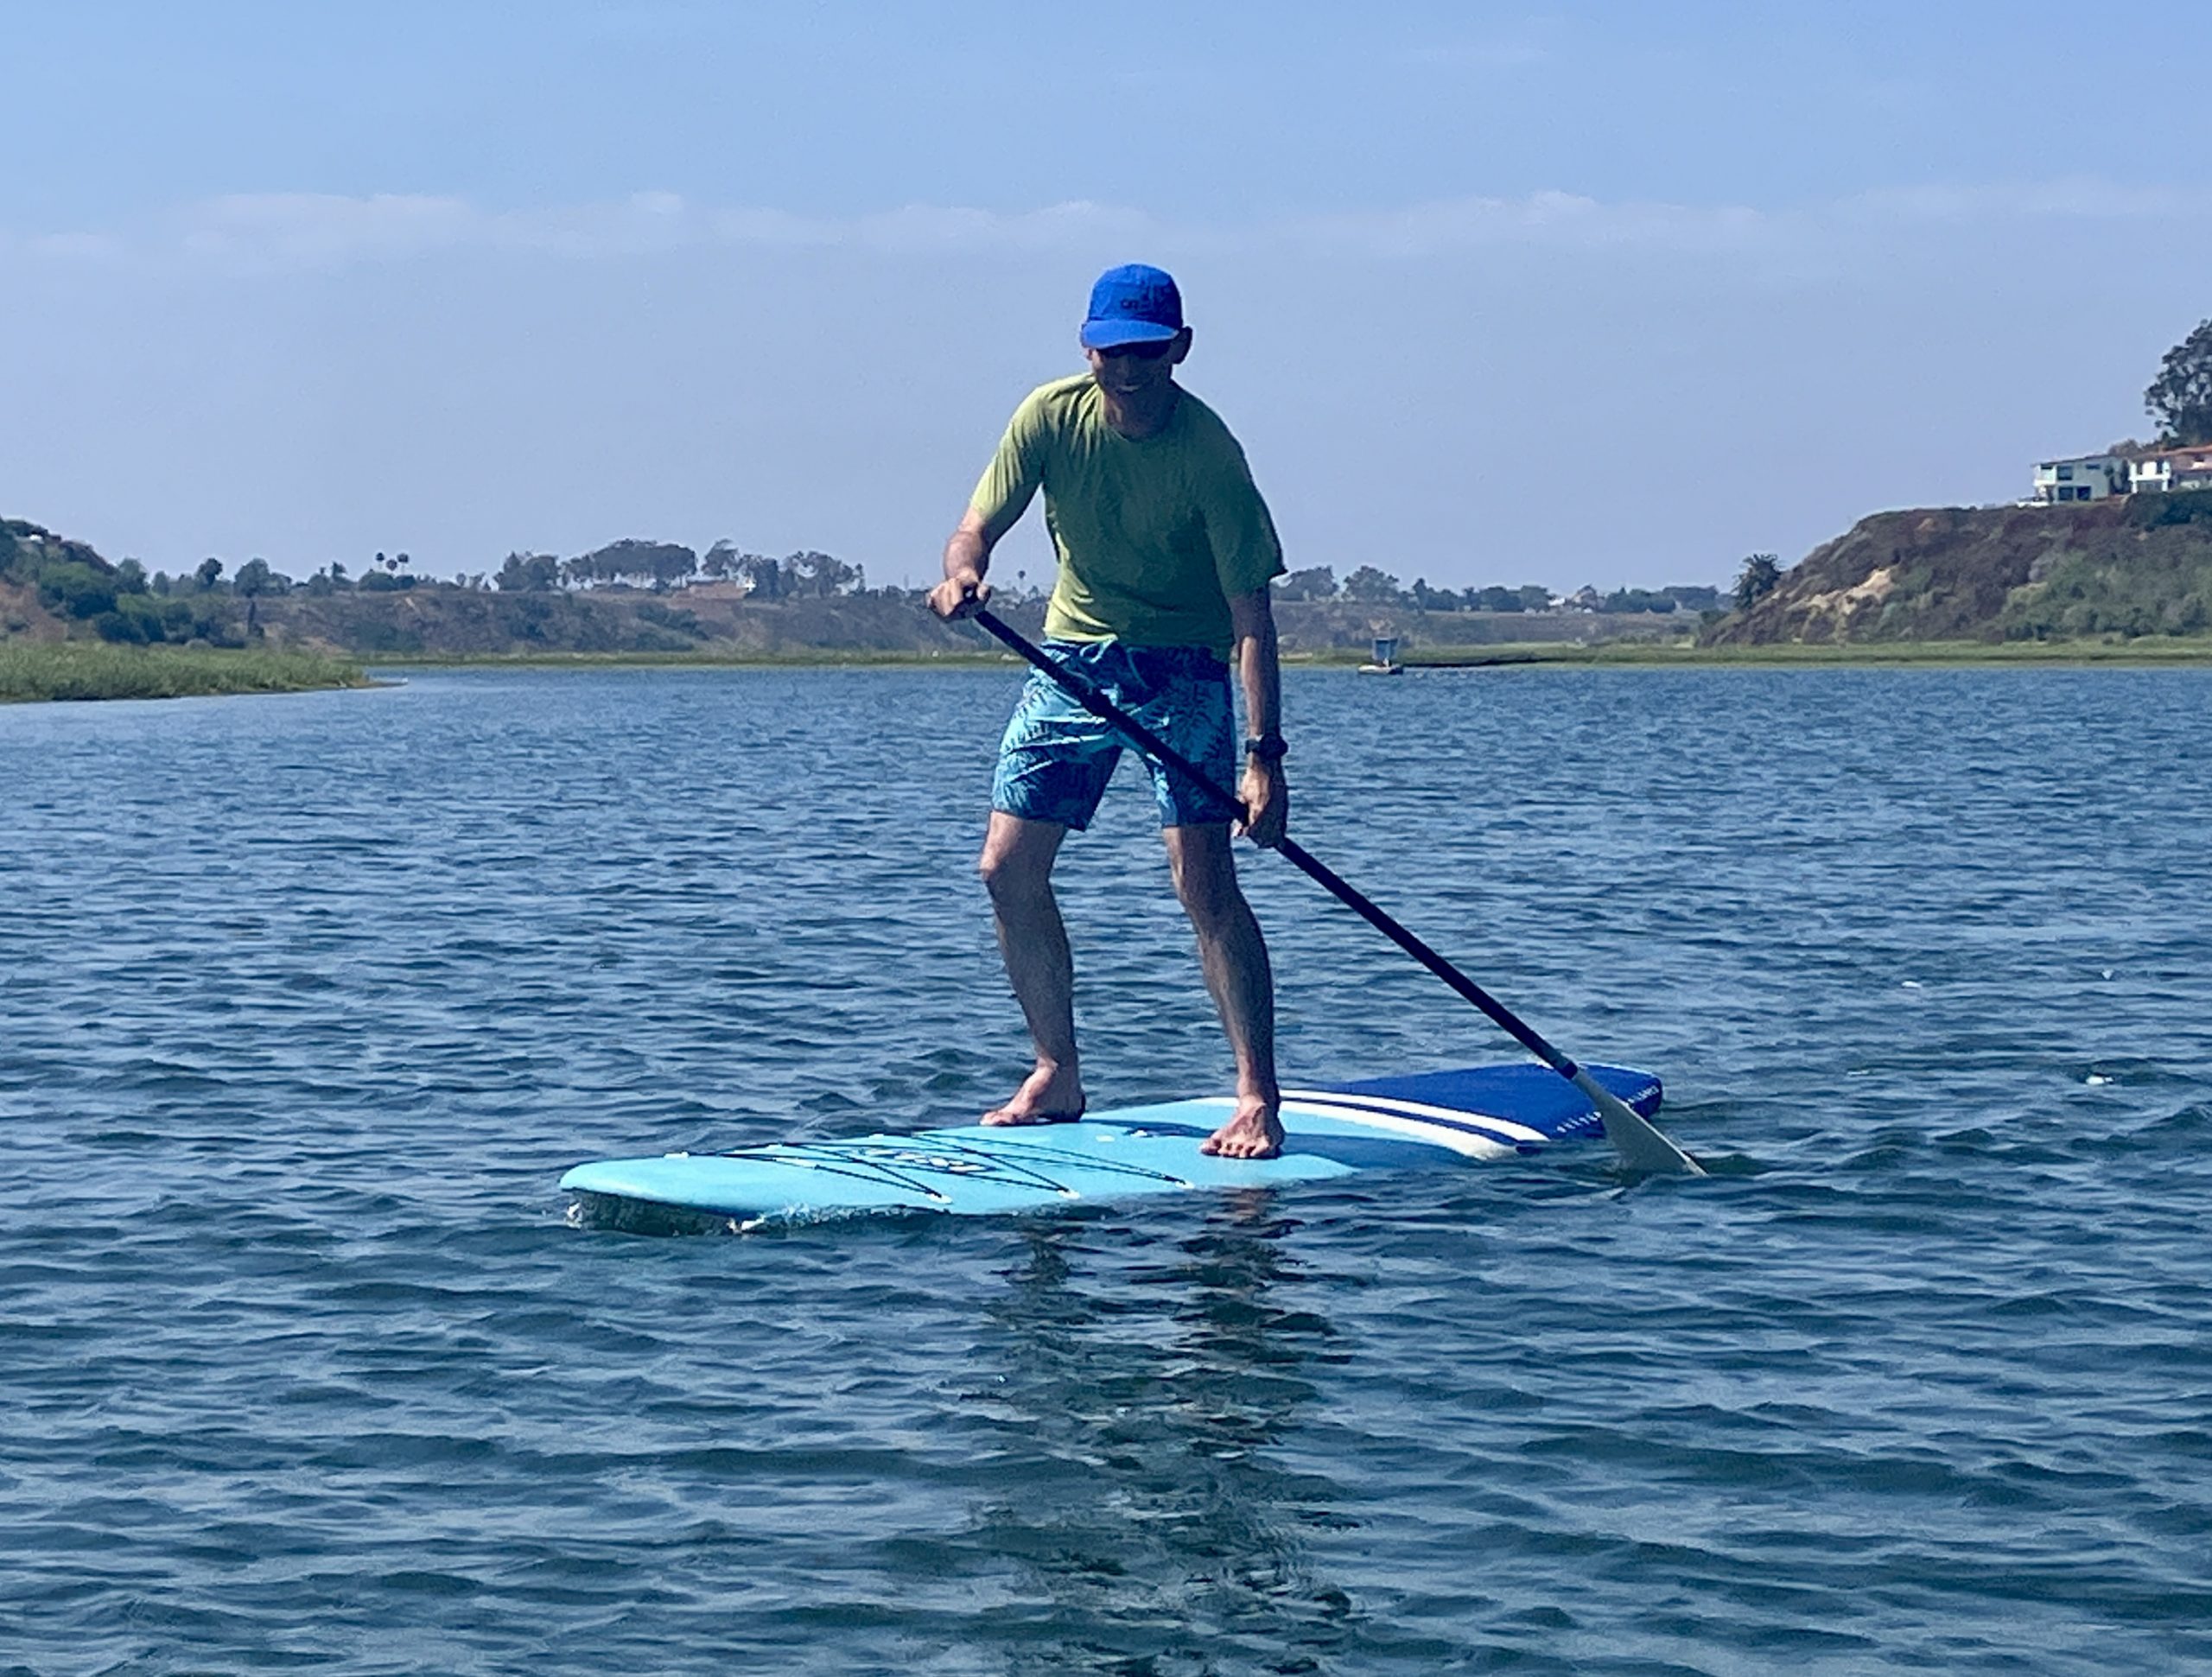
[2126,491,2212,530]
[635,600,704,638]
[118,594,169,642]
[36,561,118,619]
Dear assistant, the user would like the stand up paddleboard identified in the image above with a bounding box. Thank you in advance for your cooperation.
[561,1062,1662,1231]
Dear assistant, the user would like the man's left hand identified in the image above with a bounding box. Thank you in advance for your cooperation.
[1236,759,1288,848]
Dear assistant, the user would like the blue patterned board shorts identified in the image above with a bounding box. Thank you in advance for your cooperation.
[992,639,1237,831]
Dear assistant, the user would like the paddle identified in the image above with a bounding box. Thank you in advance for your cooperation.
[968,607,1704,1176]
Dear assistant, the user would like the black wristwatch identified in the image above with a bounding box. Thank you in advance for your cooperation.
[1243,734,1288,763]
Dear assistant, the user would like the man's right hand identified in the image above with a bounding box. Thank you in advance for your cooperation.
[928,569,992,620]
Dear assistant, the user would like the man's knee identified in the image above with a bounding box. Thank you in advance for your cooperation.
[1169,837,1246,930]
[978,845,1023,905]
[980,823,1059,907]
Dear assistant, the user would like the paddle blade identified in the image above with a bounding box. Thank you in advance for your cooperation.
[1578,1072,1705,1176]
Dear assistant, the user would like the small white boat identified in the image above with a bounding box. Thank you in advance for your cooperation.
[1357,635,1404,676]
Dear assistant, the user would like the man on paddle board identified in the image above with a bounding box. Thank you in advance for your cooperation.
[930,263,1290,1160]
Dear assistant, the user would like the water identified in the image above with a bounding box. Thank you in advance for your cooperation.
[4,664,2210,1674]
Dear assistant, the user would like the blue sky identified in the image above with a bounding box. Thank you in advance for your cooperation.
[5,1,2208,589]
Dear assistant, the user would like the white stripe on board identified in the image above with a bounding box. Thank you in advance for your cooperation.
[1280,1089,1550,1145]
[1188,1096,1518,1159]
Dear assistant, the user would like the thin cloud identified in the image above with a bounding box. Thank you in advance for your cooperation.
[11,177,2206,274]
[170,190,681,269]
[175,192,478,269]
[702,200,1154,254]
[1288,192,1770,258]
[1843,176,2212,222]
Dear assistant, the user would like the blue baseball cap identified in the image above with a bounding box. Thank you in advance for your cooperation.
[1080,263,1184,349]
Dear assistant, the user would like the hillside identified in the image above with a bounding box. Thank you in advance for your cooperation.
[1704,495,2212,645]
[29,499,2212,657]
[250,587,1678,658]
[2,520,120,641]
[256,583,1040,657]
[5,516,1684,658]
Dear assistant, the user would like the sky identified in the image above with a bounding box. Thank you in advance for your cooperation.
[4,1,2209,592]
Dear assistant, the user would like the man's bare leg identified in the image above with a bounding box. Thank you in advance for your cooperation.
[977,811,1087,1125]
[1164,823,1284,1159]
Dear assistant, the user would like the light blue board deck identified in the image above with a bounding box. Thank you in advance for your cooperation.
[561,1063,1662,1229]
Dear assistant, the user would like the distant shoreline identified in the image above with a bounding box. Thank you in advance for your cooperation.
[1400,638,2212,668]
[359,637,2212,672]
[12,637,2212,704]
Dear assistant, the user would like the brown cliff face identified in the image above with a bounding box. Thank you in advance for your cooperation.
[1703,501,2147,645]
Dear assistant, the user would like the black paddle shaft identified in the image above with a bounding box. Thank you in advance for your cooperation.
[969,607,1584,1081]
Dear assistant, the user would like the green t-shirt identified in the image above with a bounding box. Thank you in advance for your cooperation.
[970,373,1286,657]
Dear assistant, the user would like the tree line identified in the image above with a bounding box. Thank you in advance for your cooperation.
[1,522,893,649]
[491,540,874,598]
[1273,563,1721,615]
[75,539,891,605]
[13,510,1767,648]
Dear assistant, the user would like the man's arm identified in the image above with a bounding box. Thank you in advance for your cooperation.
[931,393,1047,620]
[928,506,1001,620]
[1228,586,1287,848]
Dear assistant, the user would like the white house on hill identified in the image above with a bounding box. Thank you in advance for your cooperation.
[2128,443,2212,494]
[2031,454,2126,503]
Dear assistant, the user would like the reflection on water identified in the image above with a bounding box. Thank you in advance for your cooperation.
[966,1199,1353,1674]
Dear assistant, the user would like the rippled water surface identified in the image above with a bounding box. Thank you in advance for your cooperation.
[5,664,2212,1674]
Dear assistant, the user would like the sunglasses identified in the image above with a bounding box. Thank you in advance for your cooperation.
[1092,338,1178,361]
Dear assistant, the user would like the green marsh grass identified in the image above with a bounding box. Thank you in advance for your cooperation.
[0,643,371,702]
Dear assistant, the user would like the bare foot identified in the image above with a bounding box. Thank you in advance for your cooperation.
[982,1063,1086,1127]
[1199,1094,1285,1159]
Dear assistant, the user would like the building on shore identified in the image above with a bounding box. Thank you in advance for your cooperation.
[2127,443,2212,495]
[2029,443,2212,503]
[2031,454,2127,503]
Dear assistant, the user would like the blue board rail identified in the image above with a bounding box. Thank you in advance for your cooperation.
[560,1063,1663,1231]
